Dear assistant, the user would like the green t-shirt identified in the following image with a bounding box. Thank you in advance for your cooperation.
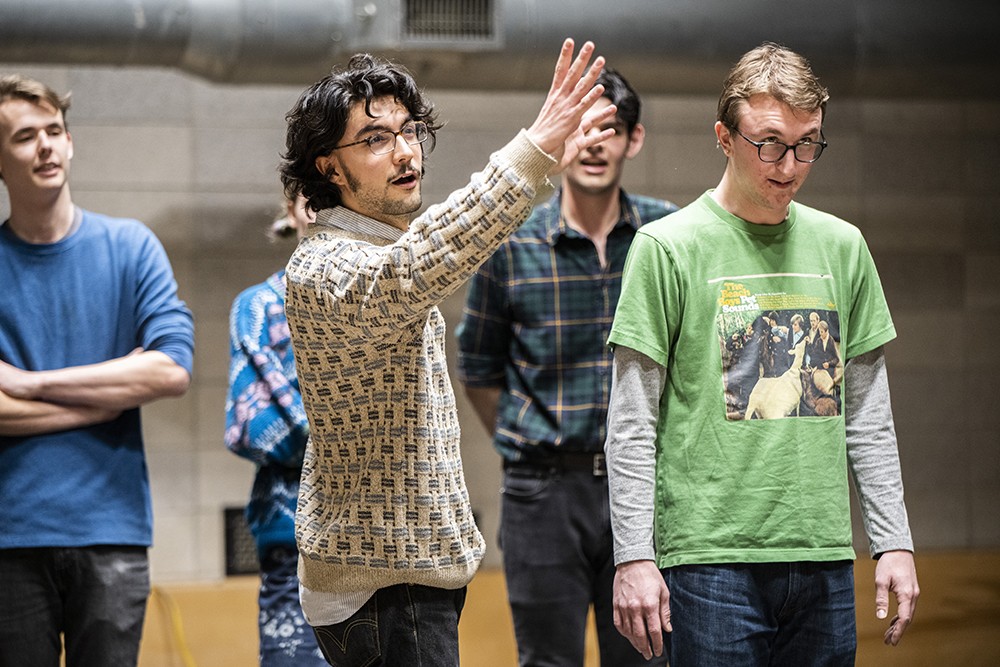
[608,191,895,568]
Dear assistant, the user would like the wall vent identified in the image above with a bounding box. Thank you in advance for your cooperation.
[224,506,259,576]
[403,0,496,42]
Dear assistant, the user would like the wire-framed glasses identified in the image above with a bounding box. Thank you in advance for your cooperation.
[733,127,827,163]
[331,121,429,155]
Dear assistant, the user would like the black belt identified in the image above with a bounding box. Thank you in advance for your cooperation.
[504,452,607,477]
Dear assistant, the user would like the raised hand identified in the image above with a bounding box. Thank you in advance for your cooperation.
[525,39,617,168]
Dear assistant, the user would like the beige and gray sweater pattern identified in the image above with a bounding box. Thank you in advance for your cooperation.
[285,131,553,594]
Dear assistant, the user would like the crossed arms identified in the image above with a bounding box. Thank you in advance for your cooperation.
[0,351,190,436]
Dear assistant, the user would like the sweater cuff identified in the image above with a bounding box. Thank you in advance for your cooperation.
[495,129,557,195]
[614,544,657,567]
[869,536,915,559]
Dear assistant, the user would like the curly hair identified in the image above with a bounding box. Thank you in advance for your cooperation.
[280,54,441,212]
[717,42,829,131]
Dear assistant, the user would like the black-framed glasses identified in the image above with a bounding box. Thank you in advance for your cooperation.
[732,127,827,163]
[331,121,429,156]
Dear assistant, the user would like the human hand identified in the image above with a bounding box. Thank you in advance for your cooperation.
[525,39,617,170]
[0,359,36,400]
[612,560,672,660]
[874,550,920,646]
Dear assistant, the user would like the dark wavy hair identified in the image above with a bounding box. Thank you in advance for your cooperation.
[279,53,441,212]
[597,68,641,134]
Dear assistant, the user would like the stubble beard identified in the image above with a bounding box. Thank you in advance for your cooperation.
[343,164,423,218]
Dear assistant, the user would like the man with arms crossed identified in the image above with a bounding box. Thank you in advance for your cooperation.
[457,68,675,666]
[606,43,919,665]
[0,75,194,666]
[279,40,615,665]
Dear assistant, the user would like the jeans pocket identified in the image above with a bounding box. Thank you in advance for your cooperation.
[501,468,551,499]
[312,600,381,667]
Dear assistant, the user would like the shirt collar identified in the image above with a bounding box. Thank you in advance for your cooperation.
[544,187,640,247]
[314,206,405,243]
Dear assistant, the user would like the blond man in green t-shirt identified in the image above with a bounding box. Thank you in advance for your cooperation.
[606,43,919,666]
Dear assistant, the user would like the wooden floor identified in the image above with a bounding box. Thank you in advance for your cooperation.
[139,550,1000,666]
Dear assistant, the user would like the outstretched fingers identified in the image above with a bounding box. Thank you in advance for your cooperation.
[548,39,599,96]
[527,39,607,163]
[553,100,616,174]
[561,41,597,95]
[547,38,577,95]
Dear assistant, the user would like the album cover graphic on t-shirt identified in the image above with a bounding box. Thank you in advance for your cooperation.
[716,280,843,421]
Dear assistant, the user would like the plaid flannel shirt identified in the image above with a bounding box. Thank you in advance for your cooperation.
[456,188,677,460]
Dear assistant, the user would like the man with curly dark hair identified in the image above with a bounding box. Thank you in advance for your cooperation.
[279,40,615,665]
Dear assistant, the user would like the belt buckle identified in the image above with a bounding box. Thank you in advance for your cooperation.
[593,452,607,477]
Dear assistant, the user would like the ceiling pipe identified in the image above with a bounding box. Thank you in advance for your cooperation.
[0,0,995,98]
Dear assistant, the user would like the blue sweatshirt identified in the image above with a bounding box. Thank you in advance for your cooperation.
[0,208,194,548]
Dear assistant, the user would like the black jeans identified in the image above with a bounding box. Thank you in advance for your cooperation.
[500,464,664,667]
[312,583,466,666]
[0,546,149,667]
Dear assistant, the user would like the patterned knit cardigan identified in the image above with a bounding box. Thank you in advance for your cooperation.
[285,131,553,594]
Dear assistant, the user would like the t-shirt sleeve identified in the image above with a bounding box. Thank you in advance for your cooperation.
[845,235,895,360]
[134,227,195,374]
[608,231,677,368]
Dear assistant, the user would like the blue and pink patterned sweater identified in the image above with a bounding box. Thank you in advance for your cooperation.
[225,270,309,556]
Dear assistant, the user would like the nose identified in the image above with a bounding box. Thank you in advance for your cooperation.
[37,130,53,152]
[774,147,798,174]
[392,134,416,162]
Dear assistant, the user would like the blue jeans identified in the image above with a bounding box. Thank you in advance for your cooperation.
[500,464,662,667]
[0,546,149,667]
[312,584,466,666]
[665,561,856,667]
[259,546,327,666]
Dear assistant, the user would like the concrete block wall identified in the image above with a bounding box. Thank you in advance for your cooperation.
[1,62,996,581]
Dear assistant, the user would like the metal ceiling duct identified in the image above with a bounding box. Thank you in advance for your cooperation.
[0,0,996,98]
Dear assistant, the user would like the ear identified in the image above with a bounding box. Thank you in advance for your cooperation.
[714,121,733,157]
[67,131,74,161]
[315,153,346,187]
[625,123,646,159]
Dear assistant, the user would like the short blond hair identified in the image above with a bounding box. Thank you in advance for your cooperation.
[0,74,71,116]
[717,42,828,130]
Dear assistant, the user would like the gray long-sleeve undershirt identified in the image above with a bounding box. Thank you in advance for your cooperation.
[605,345,913,566]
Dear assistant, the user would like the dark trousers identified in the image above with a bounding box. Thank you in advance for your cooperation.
[312,583,467,666]
[258,546,327,666]
[0,546,149,667]
[666,561,856,666]
[500,463,664,667]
